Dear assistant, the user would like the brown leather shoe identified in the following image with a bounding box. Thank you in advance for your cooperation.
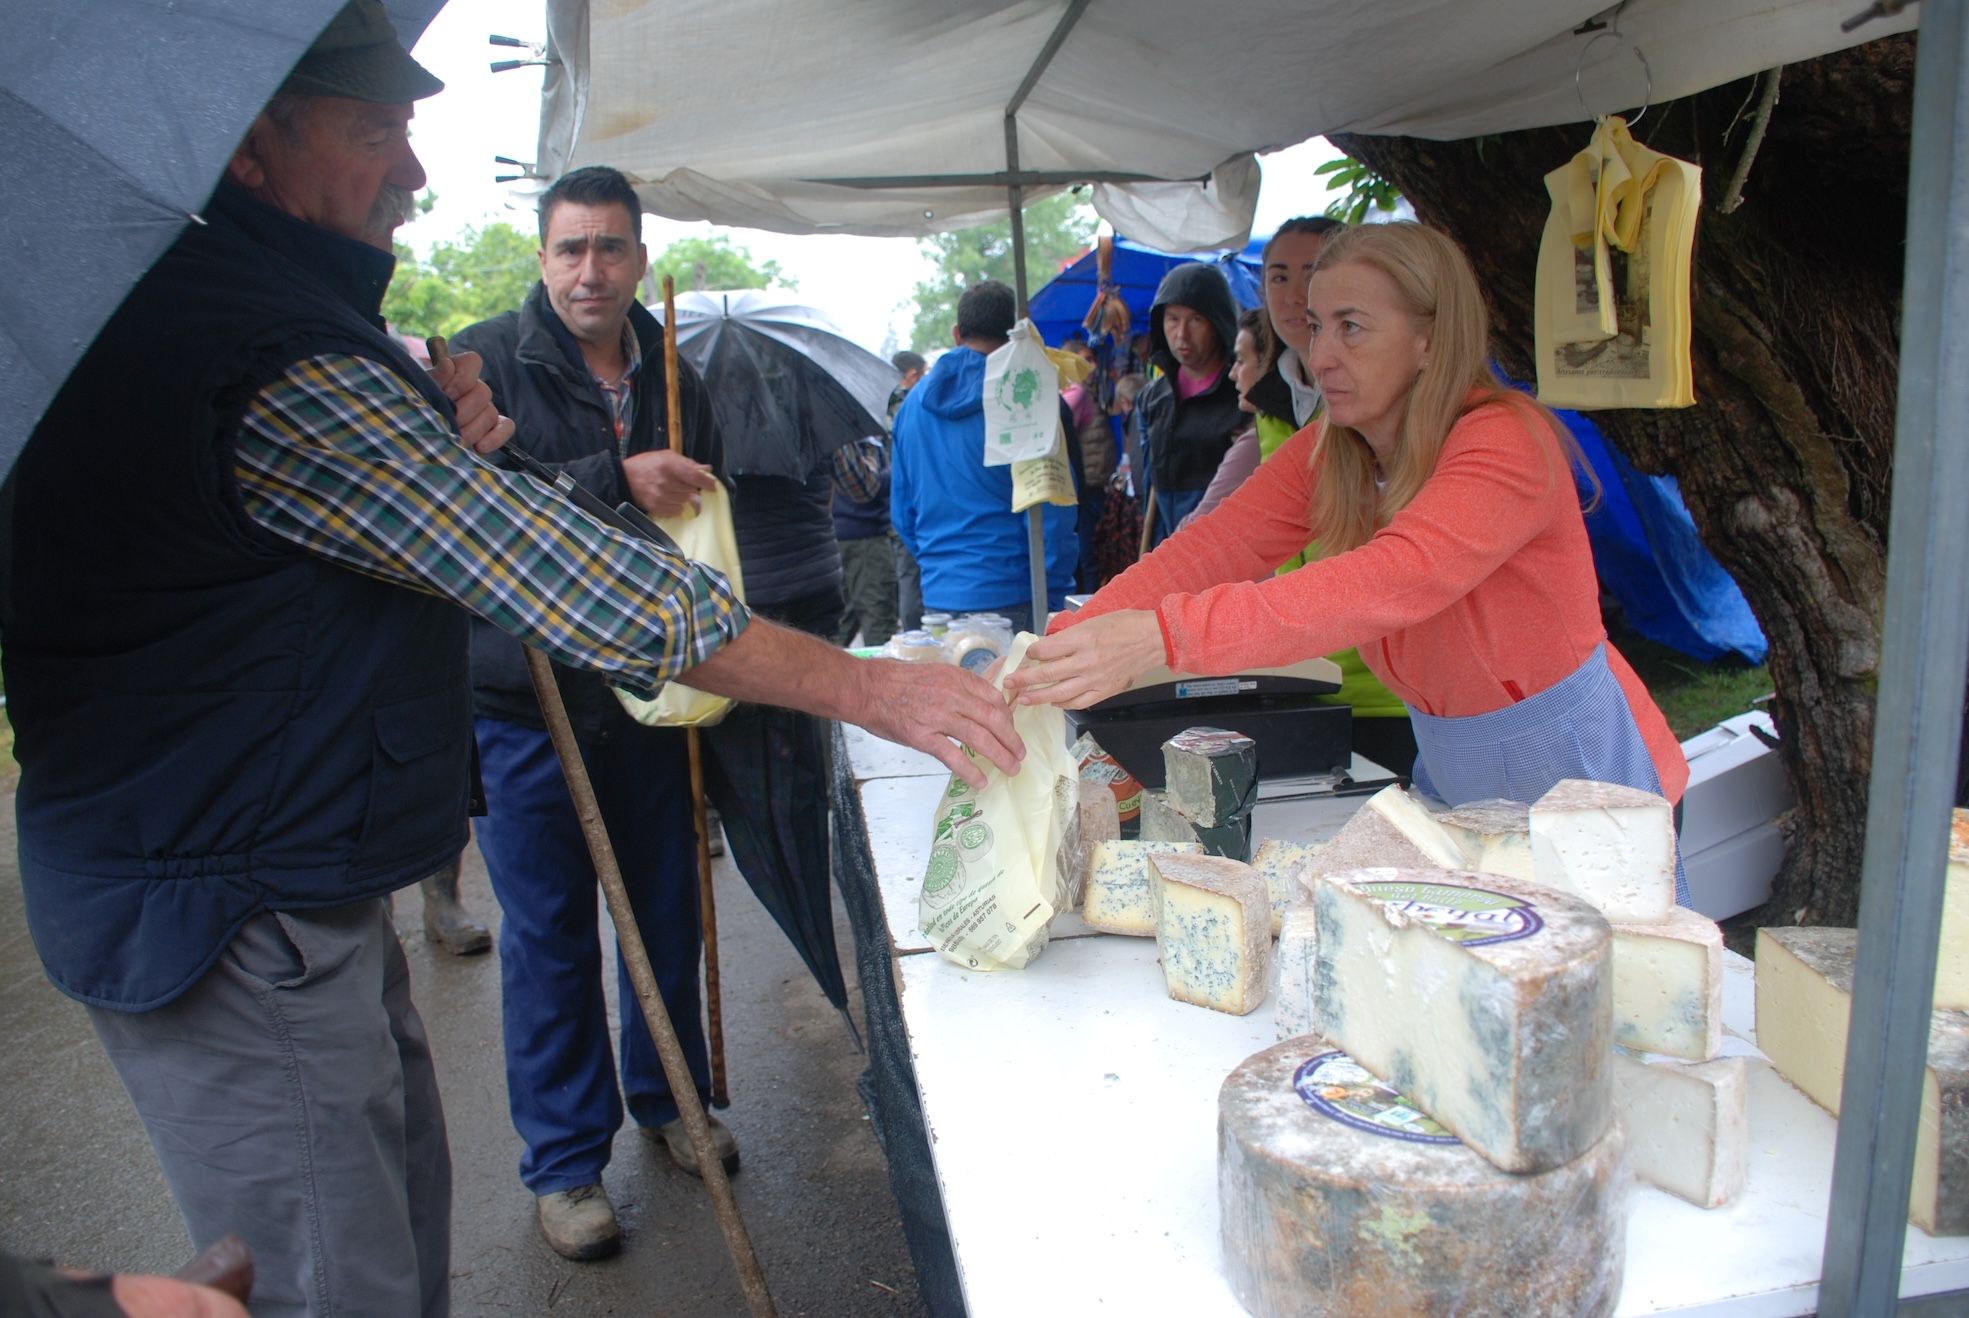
[420,860,491,956]
[651,1113,740,1177]
[536,1183,620,1261]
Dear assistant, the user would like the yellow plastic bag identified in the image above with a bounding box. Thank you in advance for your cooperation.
[917,634,1079,970]
[615,481,747,728]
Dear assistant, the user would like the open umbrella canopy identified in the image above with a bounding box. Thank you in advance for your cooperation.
[0,0,446,465]
[667,290,898,481]
[1026,234,1264,350]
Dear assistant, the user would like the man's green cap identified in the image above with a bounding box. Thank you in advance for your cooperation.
[282,0,445,103]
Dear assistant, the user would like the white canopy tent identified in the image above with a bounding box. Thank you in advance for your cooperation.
[535,0,1913,250]
[532,4,1966,1312]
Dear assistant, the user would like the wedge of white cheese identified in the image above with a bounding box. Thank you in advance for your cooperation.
[1220,1039,1627,1317]
[1942,810,1969,1010]
[1609,906,1723,1060]
[1151,852,1269,1015]
[1054,778,1121,911]
[1312,866,1614,1173]
[1079,839,1204,936]
[1613,1042,1751,1208]
[1250,838,1321,937]
[1435,798,1535,883]
[1529,778,1678,922]
[1756,925,1969,1234]
[1315,785,1465,878]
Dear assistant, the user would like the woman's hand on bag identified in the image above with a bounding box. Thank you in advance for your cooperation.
[858,660,1024,789]
[1002,609,1164,710]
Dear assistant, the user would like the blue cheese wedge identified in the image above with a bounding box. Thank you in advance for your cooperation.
[1055,778,1121,912]
[1220,1039,1627,1317]
[1609,906,1723,1060]
[1312,866,1614,1173]
[1529,778,1677,922]
[1150,852,1269,1015]
[1079,839,1205,936]
[1161,726,1258,826]
[1613,1041,1751,1208]
[1251,838,1320,937]
[1274,904,1320,1041]
[1434,798,1535,882]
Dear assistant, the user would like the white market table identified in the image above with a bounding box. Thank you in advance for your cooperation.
[833,726,1969,1315]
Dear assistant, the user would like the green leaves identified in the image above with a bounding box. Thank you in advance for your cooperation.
[907,193,1098,352]
[1315,156,1404,227]
[647,235,794,295]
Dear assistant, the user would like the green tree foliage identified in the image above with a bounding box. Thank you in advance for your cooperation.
[647,235,794,294]
[1314,155,1404,226]
[907,193,1098,351]
[383,220,538,338]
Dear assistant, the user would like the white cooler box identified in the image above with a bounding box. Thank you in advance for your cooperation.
[1678,710,1793,918]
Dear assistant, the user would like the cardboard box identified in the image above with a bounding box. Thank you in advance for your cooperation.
[1679,711,1793,855]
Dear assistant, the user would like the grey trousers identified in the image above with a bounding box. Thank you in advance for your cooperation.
[88,899,450,1318]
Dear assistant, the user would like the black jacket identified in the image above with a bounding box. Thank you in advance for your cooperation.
[452,283,724,736]
[1137,263,1245,493]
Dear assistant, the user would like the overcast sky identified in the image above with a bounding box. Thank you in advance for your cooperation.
[401,2,1346,354]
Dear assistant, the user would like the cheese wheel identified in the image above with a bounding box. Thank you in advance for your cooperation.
[1312,867,1614,1173]
[1219,1039,1627,1317]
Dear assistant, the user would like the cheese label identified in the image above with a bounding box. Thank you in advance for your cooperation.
[1354,877,1544,948]
[1294,1051,1459,1145]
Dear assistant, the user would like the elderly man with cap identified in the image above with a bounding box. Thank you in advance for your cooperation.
[0,4,1022,1315]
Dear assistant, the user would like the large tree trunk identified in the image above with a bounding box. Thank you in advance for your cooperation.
[1332,34,1915,928]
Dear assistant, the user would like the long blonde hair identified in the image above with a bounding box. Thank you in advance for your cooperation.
[1304,223,1589,555]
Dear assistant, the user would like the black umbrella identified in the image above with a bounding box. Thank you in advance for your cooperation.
[669,290,898,481]
[0,0,447,464]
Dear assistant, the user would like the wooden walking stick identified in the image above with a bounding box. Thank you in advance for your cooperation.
[523,646,775,1317]
[662,274,730,1109]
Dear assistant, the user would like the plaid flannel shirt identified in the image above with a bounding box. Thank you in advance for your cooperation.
[235,353,748,696]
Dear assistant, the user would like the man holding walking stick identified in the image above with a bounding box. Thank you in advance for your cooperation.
[1,6,1023,1311]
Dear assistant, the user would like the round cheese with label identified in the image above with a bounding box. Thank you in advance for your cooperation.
[1219,1038,1627,1317]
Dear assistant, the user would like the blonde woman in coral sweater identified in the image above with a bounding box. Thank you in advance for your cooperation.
[1006,223,1689,894]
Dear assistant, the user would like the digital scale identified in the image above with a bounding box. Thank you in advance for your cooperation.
[1064,655,1356,790]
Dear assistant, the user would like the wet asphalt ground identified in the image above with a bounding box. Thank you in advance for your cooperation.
[0,798,930,1316]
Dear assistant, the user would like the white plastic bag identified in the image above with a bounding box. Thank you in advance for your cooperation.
[917,634,1078,970]
[980,319,1062,466]
[615,482,746,728]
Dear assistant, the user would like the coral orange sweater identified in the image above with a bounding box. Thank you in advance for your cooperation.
[1057,398,1688,802]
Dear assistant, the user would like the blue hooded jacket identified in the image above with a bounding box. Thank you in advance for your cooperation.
[890,346,1079,613]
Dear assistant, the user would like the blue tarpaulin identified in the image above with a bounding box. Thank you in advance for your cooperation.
[1027,234,1265,350]
[1562,407,1768,665]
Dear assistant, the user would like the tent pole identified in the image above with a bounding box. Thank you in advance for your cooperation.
[1819,0,1969,1311]
[1006,113,1047,631]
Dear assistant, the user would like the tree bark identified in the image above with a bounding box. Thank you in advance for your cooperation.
[1331,34,1915,927]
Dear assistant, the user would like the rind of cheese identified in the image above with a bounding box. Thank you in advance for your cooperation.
[1219,1039,1627,1317]
[1609,907,1723,1060]
[1755,926,1969,1234]
[1080,839,1205,936]
[1151,852,1269,1015]
[1941,809,1969,1010]
[1313,866,1614,1173]
[1316,785,1466,877]
[1252,838,1321,937]
[1613,1045,1749,1208]
[1055,779,1121,911]
[1529,778,1677,922]
[1162,726,1258,826]
[1274,905,1320,1041]
[1435,798,1536,883]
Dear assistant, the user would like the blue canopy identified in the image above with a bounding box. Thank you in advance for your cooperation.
[1027,234,1265,350]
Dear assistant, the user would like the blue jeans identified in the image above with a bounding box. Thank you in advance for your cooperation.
[1151,487,1206,546]
[472,716,708,1194]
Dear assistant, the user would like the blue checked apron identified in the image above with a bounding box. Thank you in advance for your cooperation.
[1405,643,1691,907]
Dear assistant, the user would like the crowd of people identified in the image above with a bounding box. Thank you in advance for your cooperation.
[5,1,1695,1313]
